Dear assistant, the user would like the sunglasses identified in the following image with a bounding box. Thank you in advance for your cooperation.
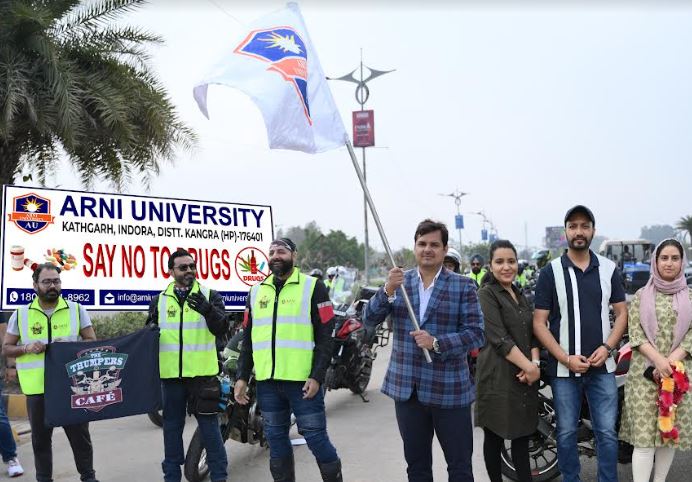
[175,263,197,272]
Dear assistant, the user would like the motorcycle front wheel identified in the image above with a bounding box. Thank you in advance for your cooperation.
[349,352,373,395]
[184,428,209,482]
[148,410,163,428]
[500,402,560,482]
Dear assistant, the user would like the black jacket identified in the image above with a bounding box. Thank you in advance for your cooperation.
[236,274,335,384]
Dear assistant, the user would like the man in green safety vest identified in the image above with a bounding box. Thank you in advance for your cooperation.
[145,249,229,482]
[234,238,342,482]
[2,263,99,482]
[467,254,488,287]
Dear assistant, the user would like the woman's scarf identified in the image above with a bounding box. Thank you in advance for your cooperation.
[639,239,692,353]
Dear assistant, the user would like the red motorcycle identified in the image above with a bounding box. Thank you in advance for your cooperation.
[323,287,391,402]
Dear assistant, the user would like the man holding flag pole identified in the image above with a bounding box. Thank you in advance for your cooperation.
[193,1,458,478]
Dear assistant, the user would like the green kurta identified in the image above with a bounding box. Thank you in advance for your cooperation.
[619,290,692,449]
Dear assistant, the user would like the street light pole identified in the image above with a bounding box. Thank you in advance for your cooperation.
[439,190,468,255]
[329,51,394,284]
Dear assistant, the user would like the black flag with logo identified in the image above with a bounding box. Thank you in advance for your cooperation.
[44,325,161,427]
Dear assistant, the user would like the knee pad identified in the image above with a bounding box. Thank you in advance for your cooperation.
[295,411,326,438]
[263,409,292,436]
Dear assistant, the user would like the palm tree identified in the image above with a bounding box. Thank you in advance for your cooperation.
[676,215,692,243]
[0,0,195,190]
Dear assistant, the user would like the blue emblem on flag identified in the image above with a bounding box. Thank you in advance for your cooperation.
[234,27,311,124]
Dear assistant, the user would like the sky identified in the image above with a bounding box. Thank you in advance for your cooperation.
[48,0,692,252]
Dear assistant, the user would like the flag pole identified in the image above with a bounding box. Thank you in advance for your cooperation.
[345,140,432,363]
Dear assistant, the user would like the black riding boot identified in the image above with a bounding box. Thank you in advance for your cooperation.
[318,458,343,482]
[269,455,295,482]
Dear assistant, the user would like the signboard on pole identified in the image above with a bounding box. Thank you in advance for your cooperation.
[455,215,464,230]
[545,226,567,249]
[352,110,375,147]
[1,186,273,311]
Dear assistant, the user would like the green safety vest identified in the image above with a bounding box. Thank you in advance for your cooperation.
[516,272,528,287]
[468,269,487,285]
[249,269,316,381]
[158,282,218,379]
[15,297,81,395]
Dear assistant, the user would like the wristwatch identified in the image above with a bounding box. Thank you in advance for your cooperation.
[432,337,441,354]
[601,343,616,357]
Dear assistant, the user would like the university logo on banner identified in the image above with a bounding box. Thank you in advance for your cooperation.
[234,27,311,124]
[66,346,128,412]
[7,192,54,234]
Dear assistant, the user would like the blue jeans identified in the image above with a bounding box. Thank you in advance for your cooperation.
[0,380,17,462]
[161,379,227,482]
[256,380,338,464]
[550,373,618,482]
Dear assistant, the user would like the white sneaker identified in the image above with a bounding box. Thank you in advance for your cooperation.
[7,457,24,477]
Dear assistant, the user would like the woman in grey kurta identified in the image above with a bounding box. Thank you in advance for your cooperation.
[619,239,692,482]
[475,240,540,482]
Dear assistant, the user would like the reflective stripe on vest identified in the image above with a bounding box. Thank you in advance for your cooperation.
[158,283,218,379]
[551,254,617,377]
[16,298,80,395]
[250,271,316,381]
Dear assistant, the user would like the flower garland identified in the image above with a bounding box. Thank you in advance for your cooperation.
[657,361,690,444]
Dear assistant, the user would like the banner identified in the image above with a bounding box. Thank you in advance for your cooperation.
[1,185,273,310]
[352,110,375,147]
[44,327,161,427]
[545,226,567,249]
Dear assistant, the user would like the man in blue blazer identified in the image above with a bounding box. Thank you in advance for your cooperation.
[365,219,485,482]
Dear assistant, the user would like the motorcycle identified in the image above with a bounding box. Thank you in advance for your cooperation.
[323,286,391,402]
[499,344,633,481]
[184,331,266,482]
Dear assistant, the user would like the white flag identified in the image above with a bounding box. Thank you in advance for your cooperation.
[193,2,348,154]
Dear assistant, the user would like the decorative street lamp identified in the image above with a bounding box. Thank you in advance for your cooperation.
[328,50,394,284]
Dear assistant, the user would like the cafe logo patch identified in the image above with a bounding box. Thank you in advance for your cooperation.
[66,346,128,412]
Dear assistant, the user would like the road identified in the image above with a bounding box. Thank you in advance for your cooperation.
[11,345,692,481]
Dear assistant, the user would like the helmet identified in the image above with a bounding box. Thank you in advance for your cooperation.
[444,247,462,273]
[309,268,323,279]
[326,267,337,277]
[445,247,462,265]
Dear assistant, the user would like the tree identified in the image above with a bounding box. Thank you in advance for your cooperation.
[676,216,692,244]
[280,223,366,271]
[0,0,194,189]
[640,224,676,245]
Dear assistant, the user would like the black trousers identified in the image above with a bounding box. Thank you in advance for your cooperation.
[26,394,96,482]
[482,427,531,482]
[394,391,474,482]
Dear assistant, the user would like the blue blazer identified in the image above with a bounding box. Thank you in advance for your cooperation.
[365,268,485,409]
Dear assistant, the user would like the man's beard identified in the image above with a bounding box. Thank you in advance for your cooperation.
[175,273,195,288]
[270,259,293,277]
[39,289,59,302]
[472,267,481,274]
[568,235,592,251]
